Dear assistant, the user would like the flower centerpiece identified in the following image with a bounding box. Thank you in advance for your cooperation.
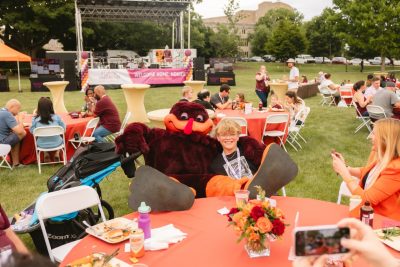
[227,186,287,258]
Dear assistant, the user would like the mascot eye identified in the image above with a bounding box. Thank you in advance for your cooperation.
[195,115,204,122]
[180,112,189,120]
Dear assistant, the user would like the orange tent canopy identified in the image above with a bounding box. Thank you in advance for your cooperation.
[0,43,31,62]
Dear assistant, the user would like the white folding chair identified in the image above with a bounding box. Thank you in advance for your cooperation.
[352,100,371,134]
[69,117,100,149]
[262,113,289,152]
[366,105,387,121]
[104,112,131,143]
[318,86,336,106]
[220,116,248,136]
[339,86,354,107]
[287,107,310,151]
[33,126,66,174]
[36,186,106,262]
[337,181,352,204]
[0,144,12,170]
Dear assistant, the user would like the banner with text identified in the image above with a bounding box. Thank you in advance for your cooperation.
[89,66,192,85]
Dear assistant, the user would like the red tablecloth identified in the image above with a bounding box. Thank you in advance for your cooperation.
[214,109,290,145]
[19,114,92,165]
[61,197,396,267]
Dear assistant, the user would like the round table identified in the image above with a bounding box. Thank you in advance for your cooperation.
[269,82,288,102]
[183,80,206,98]
[43,81,69,114]
[121,84,151,124]
[147,108,215,129]
[215,109,289,143]
[373,72,388,78]
[20,114,92,165]
[61,196,396,267]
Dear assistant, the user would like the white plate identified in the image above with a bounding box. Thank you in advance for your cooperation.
[375,228,400,251]
[86,217,138,244]
[66,253,131,267]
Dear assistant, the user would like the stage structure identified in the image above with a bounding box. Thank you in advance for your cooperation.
[74,0,192,71]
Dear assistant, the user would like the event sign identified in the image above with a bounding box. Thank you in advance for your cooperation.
[89,65,192,85]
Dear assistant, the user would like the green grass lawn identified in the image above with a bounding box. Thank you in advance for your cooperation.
[1,62,398,250]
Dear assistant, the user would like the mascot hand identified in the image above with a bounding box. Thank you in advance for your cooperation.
[115,123,151,155]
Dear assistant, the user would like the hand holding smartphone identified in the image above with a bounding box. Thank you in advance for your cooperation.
[294,225,350,257]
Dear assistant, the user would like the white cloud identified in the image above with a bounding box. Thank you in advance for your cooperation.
[194,0,333,21]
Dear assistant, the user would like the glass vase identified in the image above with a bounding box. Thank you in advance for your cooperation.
[245,238,270,258]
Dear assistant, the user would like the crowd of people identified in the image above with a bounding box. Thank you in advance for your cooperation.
[0,85,121,166]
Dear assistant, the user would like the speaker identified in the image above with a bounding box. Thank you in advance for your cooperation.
[193,57,205,71]
[193,70,205,81]
[149,64,160,69]
[64,60,78,91]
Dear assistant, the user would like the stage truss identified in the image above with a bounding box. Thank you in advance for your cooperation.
[75,0,192,69]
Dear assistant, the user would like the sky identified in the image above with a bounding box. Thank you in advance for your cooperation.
[194,0,334,21]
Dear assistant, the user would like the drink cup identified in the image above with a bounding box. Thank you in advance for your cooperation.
[130,229,145,258]
[235,190,249,206]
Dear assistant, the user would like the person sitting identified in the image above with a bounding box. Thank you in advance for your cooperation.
[269,91,284,109]
[370,81,400,120]
[90,85,121,142]
[317,71,325,83]
[210,84,232,110]
[0,204,29,254]
[319,73,340,104]
[386,73,396,83]
[380,75,387,88]
[232,93,246,110]
[332,118,400,220]
[0,99,26,167]
[301,75,308,83]
[193,89,214,111]
[82,88,96,116]
[353,80,371,117]
[210,119,258,179]
[284,91,305,125]
[364,77,383,98]
[179,86,193,102]
[365,74,374,87]
[30,97,66,161]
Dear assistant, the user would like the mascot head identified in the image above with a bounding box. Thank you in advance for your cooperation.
[164,102,213,135]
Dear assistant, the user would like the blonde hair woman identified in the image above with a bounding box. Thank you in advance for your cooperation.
[332,118,400,220]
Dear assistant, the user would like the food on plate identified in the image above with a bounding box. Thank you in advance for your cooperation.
[104,229,128,242]
[66,249,120,267]
[378,227,400,241]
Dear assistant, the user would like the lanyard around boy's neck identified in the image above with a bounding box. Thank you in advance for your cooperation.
[222,148,241,179]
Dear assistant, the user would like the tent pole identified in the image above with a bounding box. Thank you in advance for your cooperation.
[180,11,184,50]
[172,20,175,49]
[188,8,190,49]
[17,61,22,93]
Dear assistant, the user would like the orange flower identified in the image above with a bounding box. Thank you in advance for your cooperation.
[256,217,273,234]
[262,200,270,209]
[232,211,243,224]
[274,208,285,219]
[237,217,247,230]
[249,199,263,206]
[248,232,260,242]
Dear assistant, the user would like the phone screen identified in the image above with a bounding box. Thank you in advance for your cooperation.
[295,227,350,256]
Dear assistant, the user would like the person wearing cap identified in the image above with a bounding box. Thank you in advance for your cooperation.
[370,81,400,120]
[286,58,300,92]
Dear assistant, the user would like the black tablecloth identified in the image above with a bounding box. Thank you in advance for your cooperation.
[297,83,319,99]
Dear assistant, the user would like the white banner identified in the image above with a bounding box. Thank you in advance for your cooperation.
[88,69,132,85]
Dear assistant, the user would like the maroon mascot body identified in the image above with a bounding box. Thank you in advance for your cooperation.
[115,102,266,197]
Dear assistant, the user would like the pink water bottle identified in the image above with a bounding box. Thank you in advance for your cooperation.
[138,202,151,239]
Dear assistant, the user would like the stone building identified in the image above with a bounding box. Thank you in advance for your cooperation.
[203,1,293,57]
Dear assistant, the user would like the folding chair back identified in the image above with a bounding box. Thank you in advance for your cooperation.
[262,113,289,151]
[120,112,131,134]
[82,117,100,138]
[0,144,12,169]
[36,186,106,262]
[318,85,335,106]
[220,116,248,136]
[33,126,66,173]
[366,105,386,121]
[337,181,352,204]
[353,100,371,134]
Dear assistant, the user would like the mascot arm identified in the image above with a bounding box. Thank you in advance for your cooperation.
[115,123,165,155]
[239,136,266,167]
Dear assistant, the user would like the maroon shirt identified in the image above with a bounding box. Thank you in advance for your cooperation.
[0,205,15,251]
[94,95,121,133]
[255,72,270,92]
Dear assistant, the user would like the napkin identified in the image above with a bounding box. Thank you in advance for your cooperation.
[217,207,230,215]
[216,113,226,118]
[144,224,187,251]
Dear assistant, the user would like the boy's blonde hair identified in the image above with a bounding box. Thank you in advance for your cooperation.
[211,119,241,137]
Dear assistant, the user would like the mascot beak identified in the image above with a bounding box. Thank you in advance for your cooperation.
[183,118,194,135]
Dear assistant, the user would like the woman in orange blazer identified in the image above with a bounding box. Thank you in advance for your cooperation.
[332,118,400,220]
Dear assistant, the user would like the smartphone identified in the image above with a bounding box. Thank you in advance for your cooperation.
[294,225,350,257]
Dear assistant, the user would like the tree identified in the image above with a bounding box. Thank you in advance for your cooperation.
[209,24,239,58]
[333,0,400,70]
[1,0,76,57]
[265,20,306,61]
[305,8,342,59]
[250,8,304,56]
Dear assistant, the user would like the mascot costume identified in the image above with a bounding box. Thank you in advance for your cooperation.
[116,102,298,211]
